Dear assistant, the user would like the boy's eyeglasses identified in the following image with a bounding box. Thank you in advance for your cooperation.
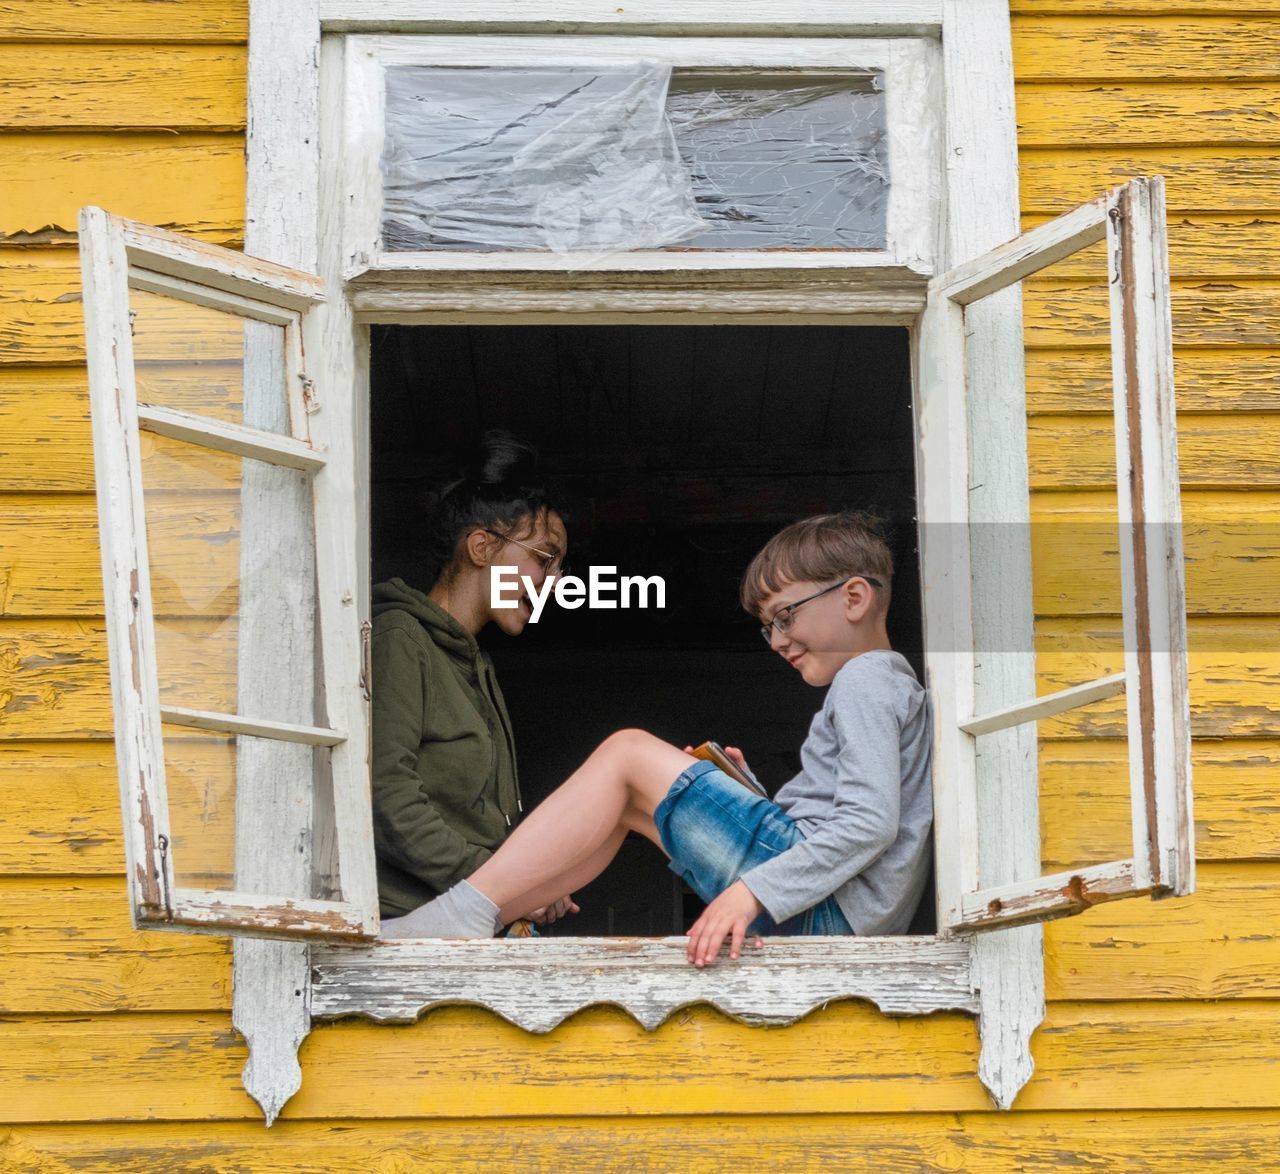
[482,528,566,576]
[759,576,883,645]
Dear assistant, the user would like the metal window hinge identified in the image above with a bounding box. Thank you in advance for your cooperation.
[359,620,372,701]
[1108,205,1125,285]
[157,832,174,918]
[300,373,320,414]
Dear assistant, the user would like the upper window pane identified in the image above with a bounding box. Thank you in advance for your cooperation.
[380,63,887,253]
[667,73,886,250]
[130,288,292,434]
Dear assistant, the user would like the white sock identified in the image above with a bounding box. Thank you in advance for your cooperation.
[379,880,501,939]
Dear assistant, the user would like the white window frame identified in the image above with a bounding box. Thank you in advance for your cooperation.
[338,33,940,280]
[79,208,379,942]
[76,0,1194,1124]
[919,177,1193,935]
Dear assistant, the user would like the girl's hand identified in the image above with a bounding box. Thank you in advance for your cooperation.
[530,895,580,925]
[686,880,764,967]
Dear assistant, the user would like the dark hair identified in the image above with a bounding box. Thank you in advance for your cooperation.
[739,511,894,616]
[421,431,564,588]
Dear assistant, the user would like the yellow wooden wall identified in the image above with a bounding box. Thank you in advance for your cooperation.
[2,1,1278,1168]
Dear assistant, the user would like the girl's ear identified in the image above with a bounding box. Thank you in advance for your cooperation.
[463,527,496,569]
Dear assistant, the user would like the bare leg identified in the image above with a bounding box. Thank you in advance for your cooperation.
[469,729,695,912]
[497,827,629,924]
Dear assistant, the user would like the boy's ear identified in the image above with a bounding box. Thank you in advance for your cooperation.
[843,576,876,621]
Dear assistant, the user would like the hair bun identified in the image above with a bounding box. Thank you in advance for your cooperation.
[464,429,539,490]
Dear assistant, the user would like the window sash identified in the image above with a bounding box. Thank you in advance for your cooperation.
[925,178,1193,934]
[80,207,379,941]
[338,33,940,275]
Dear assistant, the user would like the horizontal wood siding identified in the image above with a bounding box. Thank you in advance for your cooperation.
[1015,7,1280,1171]
[1,1112,1279,1172]
[0,3,1275,1169]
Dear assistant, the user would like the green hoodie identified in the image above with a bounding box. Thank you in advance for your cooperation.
[370,577,521,916]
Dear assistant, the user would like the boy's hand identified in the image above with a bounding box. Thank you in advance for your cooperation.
[681,744,753,774]
[686,880,764,967]
[530,895,579,925]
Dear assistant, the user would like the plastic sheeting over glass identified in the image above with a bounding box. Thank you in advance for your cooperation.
[382,63,705,252]
[380,63,889,253]
[668,73,887,250]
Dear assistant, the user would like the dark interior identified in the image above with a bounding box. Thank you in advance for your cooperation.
[370,323,933,935]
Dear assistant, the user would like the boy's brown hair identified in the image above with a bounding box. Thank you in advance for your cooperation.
[740,511,894,616]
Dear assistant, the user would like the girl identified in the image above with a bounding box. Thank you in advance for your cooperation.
[370,431,577,928]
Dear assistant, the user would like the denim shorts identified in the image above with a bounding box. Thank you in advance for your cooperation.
[653,759,853,937]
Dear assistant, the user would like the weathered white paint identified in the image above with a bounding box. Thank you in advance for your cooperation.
[136,404,328,472]
[341,34,940,276]
[1107,176,1194,898]
[958,672,1127,737]
[914,290,977,924]
[229,0,1191,1125]
[238,0,325,1128]
[319,0,943,38]
[937,0,1043,1114]
[936,179,1192,937]
[80,206,177,926]
[127,268,301,327]
[311,937,979,1027]
[958,860,1142,932]
[159,706,346,746]
[349,281,928,323]
[82,207,377,939]
[925,174,1195,1100]
[352,253,932,274]
[939,195,1110,307]
[160,889,374,936]
[120,216,326,308]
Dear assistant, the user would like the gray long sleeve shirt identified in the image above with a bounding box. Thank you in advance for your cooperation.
[741,649,933,935]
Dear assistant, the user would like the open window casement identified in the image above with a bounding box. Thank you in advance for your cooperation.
[79,207,378,941]
[920,177,1194,935]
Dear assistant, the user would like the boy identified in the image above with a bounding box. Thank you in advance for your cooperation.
[381,512,934,966]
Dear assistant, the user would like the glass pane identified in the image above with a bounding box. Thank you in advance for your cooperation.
[380,64,888,252]
[163,724,329,901]
[1027,239,1128,876]
[140,430,320,729]
[966,234,1130,887]
[667,73,887,250]
[130,287,291,433]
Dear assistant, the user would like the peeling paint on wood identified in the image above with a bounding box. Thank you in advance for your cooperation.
[1014,16,1280,81]
[0,0,1278,1156]
[1041,739,1280,866]
[6,1001,1280,1122]
[310,937,978,1029]
[1023,215,1280,280]
[0,877,229,1013]
[0,137,245,246]
[1012,0,1280,12]
[0,46,246,130]
[1017,82,1280,146]
[1046,862,1280,1001]
[1031,414,1280,488]
[6,1111,1280,1173]
[1021,147,1280,213]
[1023,281,1280,348]
[1026,348,1280,414]
[0,2,247,41]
